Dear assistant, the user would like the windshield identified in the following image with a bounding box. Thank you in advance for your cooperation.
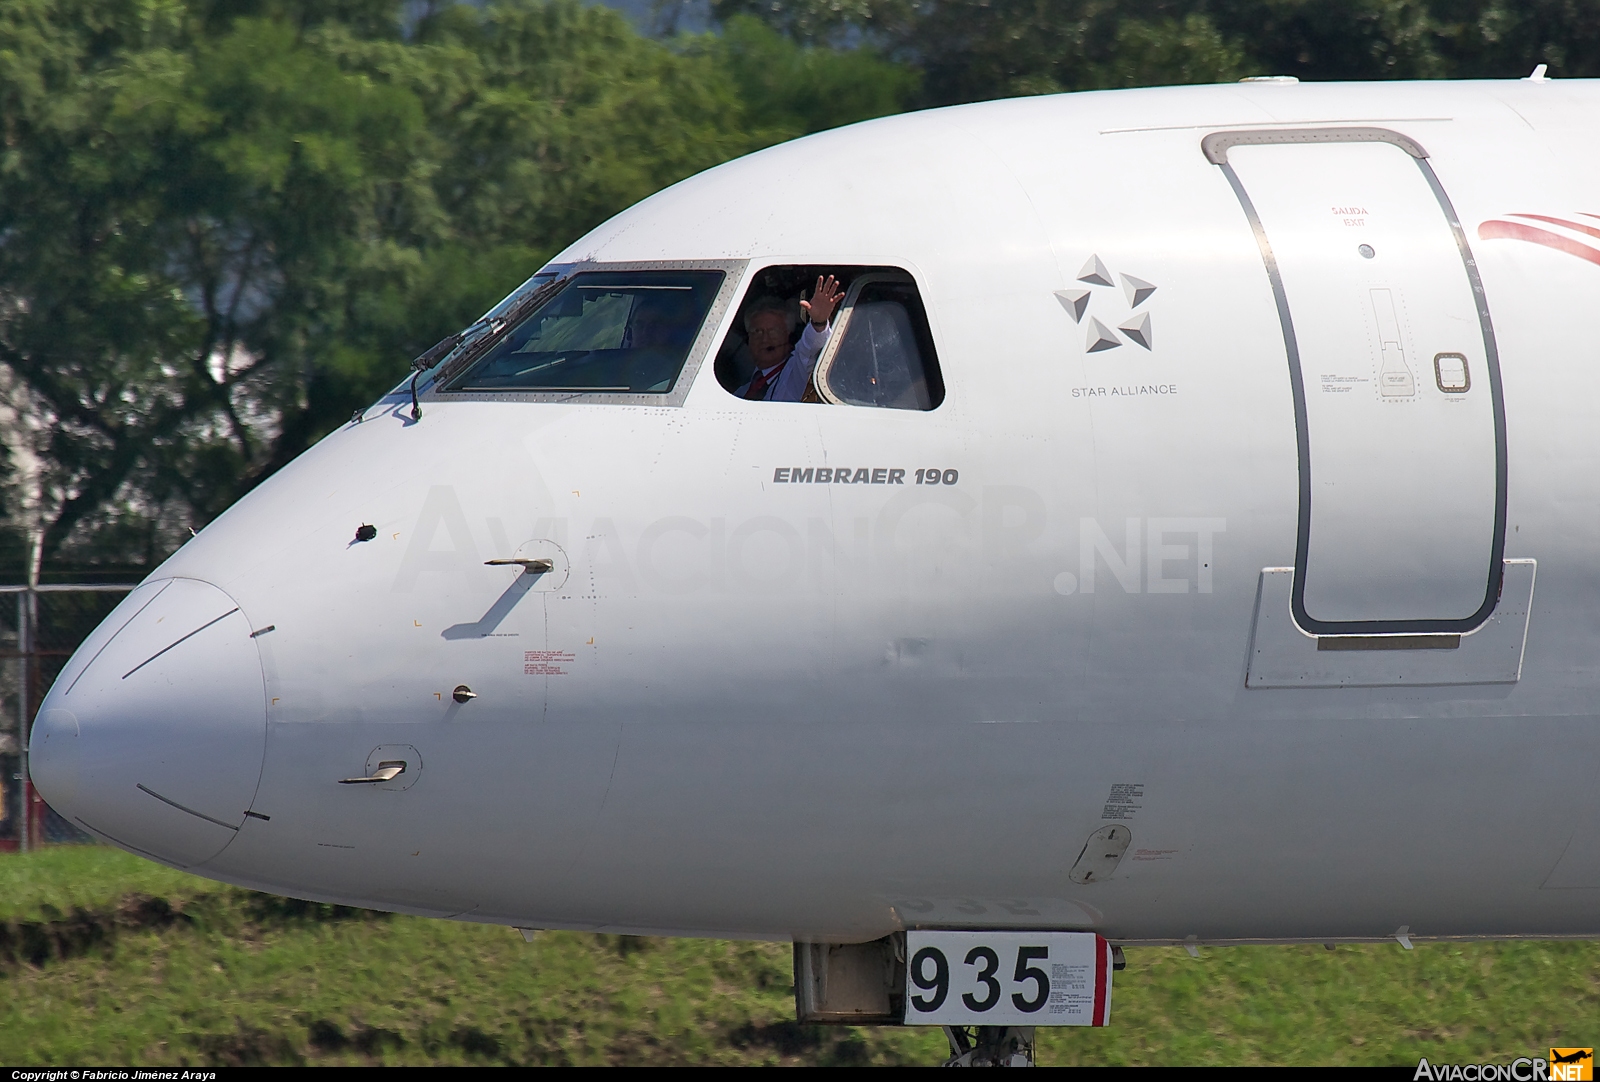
[484,271,559,322]
[444,270,724,394]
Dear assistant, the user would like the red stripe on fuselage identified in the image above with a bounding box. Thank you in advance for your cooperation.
[1478,220,1600,267]
[1509,213,1600,242]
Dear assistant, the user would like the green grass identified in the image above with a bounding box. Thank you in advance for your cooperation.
[1,846,1595,1066]
[0,846,212,923]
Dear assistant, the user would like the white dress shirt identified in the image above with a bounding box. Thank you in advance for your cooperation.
[735,321,831,402]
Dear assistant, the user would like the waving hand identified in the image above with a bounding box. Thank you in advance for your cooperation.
[800,275,844,328]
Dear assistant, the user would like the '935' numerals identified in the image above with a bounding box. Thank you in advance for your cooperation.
[909,943,1049,1014]
[902,930,1108,1027]
[915,468,959,485]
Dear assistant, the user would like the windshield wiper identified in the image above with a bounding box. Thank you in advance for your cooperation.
[404,274,570,421]
[405,324,481,420]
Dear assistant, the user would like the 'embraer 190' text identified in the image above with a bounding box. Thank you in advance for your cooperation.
[774,467,906,484]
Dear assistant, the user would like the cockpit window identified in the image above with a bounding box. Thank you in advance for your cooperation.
[820,278,943,410]
[483,271,558,322]
[714,265,943,410]
[445,270,724,394]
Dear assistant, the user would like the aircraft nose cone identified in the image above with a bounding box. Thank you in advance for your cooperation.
[30,578,267,867]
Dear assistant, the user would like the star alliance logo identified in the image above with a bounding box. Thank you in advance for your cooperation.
[1055,254,1156,354]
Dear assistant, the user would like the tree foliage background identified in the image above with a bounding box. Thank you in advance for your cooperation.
[709,0,1600,102]
[1,0,1596,581]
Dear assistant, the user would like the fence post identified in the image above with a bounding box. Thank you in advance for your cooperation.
[17,588,29,854]
[5,581,137,851]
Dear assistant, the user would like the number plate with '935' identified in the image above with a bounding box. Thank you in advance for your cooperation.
[903,931,1113,1027]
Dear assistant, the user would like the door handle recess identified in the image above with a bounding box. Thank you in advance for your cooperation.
[340,760,406,784]
[485,558,553,574]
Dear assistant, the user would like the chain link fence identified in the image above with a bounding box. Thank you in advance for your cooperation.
[0,584,137,850]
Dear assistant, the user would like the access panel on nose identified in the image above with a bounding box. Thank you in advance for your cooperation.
[1227,140,1501,631]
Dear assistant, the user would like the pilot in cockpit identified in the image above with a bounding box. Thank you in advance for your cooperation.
[623,291,703,391]
[734,275,844,401]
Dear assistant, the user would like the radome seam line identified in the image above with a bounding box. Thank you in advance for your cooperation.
[121,608,238,680]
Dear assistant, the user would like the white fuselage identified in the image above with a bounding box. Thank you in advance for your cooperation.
[29,78,1600,947]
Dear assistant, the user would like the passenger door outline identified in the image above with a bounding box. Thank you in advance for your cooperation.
[1204,127,1508,635]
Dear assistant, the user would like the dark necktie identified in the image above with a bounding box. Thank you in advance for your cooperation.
[744,360,786,400]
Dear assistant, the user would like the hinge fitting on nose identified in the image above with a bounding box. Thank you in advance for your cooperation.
[485,558,553,574]
[339,761,406,784]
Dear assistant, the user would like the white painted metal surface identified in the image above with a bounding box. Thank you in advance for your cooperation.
[25,78,1600,952]
[1246,560,1534,687]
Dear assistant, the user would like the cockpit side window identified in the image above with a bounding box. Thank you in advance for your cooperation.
[444,270,724,394]
[819,277,944,410]
[715,265,943,410]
